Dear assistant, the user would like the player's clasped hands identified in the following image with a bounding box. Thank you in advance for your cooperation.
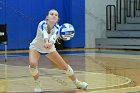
[44,41,53,49]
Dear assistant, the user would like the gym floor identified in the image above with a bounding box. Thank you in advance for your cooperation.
[0,48,140,93]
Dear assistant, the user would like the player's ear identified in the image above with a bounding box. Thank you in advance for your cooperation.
[46,16,48,20]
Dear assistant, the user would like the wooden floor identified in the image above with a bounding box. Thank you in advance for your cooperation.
[0,49,140,93]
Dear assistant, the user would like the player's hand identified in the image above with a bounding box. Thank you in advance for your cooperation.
[44,38,50,49]
[44,42,53,49]
[47,41,53,49]
[44,43,49,49]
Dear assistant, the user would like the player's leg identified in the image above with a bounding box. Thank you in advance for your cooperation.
[29,49,42,92]
[46,51,88,89]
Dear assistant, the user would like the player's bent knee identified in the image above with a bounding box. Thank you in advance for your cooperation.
[64,65,74,76]
[29,65,39,76]
[29,60,37,67]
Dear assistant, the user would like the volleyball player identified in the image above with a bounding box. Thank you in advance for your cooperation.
[29,9,88,92]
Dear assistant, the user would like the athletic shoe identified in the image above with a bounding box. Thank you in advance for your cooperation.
[74,80,88,90]
[34,81,42,92]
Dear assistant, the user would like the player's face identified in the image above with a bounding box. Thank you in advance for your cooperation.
[48,10,59,23]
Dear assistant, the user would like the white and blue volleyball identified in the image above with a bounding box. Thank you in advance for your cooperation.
[59,23,75,41]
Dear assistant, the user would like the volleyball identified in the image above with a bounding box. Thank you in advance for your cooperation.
[59,23,75,41]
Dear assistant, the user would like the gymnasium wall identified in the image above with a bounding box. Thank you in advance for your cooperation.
[0,0,85,50]
[85,0,116,48]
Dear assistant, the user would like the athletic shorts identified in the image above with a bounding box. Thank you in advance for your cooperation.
[29,42,56,54]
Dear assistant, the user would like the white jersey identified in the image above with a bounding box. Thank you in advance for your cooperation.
[29,20,59,53]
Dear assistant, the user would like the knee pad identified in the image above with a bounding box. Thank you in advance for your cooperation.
[29,65,39,76]
[65,65,74,76]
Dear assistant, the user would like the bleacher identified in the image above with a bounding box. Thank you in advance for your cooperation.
[96,0,140,49]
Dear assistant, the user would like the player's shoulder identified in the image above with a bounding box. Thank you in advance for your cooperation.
[54,23,60,30]
[39,20,47,25]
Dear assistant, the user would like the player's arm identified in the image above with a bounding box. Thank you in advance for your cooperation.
[40,21,49,48]
[40,22,48,40]
[49,24,59,44]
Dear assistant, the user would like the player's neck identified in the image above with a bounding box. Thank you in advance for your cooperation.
[47,23,55,34]
[47,21,55,29]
